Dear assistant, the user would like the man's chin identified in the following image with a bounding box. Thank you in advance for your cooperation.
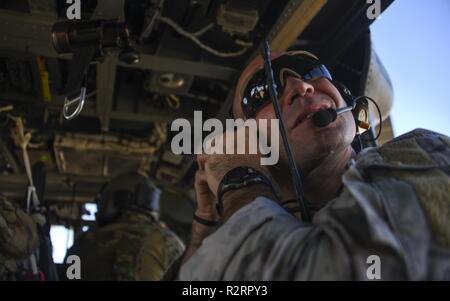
[290,124,349,159]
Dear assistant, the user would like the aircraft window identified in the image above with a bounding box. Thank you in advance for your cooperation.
[82,203,98,221]
[50,226,74,264]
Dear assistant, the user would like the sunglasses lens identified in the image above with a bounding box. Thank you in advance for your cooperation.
[250,84,268,100]
[303,65,332,81]
[241,55,332,118]
[242,83,269,118]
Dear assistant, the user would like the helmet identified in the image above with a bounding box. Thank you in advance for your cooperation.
[95,172,161,225]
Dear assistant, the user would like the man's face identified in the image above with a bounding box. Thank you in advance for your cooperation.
[234,54,356,172]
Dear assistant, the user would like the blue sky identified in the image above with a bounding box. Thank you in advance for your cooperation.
[370,0,450,137]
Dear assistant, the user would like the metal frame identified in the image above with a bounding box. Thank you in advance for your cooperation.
[0,173,103,203]
[268,0,328,52]
[96,52,118,131]
[118,55,238,81]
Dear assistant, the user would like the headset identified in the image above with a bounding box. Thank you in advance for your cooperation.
[325,81,382,151]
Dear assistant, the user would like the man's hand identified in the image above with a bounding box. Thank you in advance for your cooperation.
[181,127,278,266]
[181,169,219,266]
[194,169,217,221]
[194,126,265,224]
[197,126,269,197]
[196,127,277,221]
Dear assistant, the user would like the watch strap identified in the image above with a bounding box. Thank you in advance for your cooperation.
[216,167,275,216]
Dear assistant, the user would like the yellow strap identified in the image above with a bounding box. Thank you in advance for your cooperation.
[37,56,52,103]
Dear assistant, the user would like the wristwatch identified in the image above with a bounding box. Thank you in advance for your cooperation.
[216,167,276,215]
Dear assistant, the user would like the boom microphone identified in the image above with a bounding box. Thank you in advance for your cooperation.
[312,106,353,127]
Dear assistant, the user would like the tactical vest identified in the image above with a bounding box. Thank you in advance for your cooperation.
[66,209,184,281]
[0,195,39,280]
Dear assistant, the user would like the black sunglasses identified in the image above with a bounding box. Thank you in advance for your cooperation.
[241,53,333,118]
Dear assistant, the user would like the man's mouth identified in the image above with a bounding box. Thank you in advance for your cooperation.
[290,96,335,129]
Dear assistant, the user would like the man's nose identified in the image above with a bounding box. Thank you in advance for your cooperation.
[281,77,315,108]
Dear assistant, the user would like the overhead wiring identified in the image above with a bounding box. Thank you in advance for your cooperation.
[156,16,249,58]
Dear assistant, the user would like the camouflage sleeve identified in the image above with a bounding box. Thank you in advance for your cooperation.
[0,195,39,261]
[160,227,185,268]
[178,197,323,280]
[178,190,417,280]
[137,225,185,281]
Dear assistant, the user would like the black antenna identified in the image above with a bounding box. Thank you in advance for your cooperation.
[261,40,311,222]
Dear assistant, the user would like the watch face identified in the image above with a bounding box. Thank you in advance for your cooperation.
[218,167,273,206]
[236,167,254,178]
[224,167,257,184]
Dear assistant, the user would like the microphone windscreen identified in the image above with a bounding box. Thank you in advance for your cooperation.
[312,109,337,127]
